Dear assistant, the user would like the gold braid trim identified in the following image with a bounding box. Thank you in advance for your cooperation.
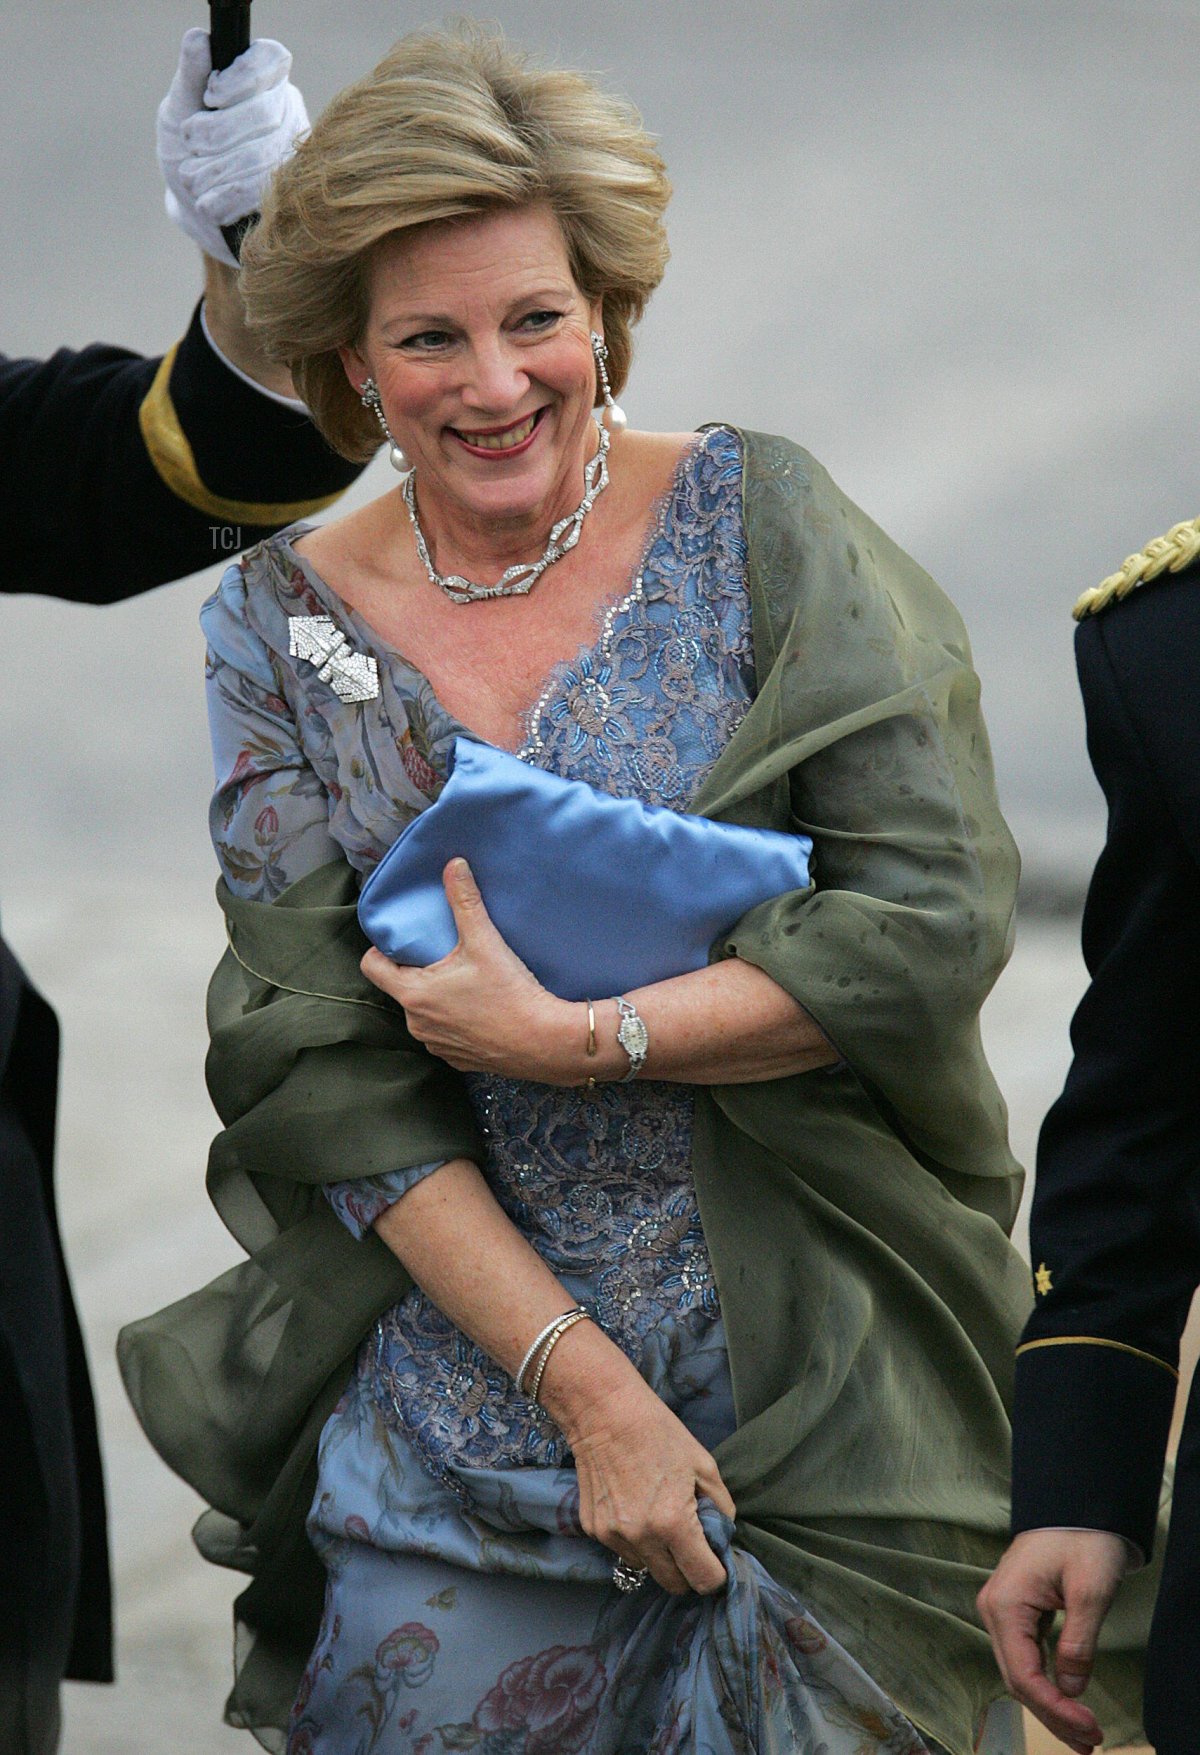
[137,344,345,526]
[1074,515,1200,620]
[1015,1334,1179,1382]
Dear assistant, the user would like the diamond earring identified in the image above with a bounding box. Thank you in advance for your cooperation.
[360,377,409,473]
[590,332,627,433]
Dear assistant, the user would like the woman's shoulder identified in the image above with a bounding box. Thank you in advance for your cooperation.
[203,485,395,632]
[622,428,698,464]
[200,517,332,671]
[727,427,904,560]
[288,492,398,579]
[726,430,966,658]
[616,425,743,525]
[623,424,741,472]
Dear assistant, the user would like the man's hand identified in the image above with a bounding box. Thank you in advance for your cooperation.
[977,1528,1130,1754]
[157,27,308,269]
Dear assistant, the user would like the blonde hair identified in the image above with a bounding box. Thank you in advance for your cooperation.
[240,26,671,461]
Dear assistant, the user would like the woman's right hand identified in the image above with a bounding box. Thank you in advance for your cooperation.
[540,1332,735,1595]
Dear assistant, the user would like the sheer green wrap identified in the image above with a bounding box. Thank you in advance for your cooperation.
[118,430,1156,1753]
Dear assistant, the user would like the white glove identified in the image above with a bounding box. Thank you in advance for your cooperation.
[157,27,309,267]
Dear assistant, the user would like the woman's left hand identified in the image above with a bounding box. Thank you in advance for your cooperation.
[361,858,571,1080]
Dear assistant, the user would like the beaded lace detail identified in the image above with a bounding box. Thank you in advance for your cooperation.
[369,427,755,1485]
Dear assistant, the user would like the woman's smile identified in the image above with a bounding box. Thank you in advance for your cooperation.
[449,406,546,457]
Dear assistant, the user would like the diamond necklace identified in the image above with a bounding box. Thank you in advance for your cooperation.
[402,421,611,606]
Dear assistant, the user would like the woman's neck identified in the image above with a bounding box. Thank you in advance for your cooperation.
[407,427,603,585]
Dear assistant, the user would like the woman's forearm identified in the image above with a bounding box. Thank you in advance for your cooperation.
[541,957,838,1087]
[372,1156,641,1434]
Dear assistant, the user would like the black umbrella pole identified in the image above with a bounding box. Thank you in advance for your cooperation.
[208,1,257,259]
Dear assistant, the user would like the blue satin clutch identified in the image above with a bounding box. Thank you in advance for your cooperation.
[357,737,813,1002]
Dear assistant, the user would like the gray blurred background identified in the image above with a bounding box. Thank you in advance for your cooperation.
[2,2,1196,1749]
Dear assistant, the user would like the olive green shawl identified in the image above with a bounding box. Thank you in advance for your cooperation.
[118,430,1156,1753]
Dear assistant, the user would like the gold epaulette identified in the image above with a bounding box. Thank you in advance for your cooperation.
[1073,515,1200,620]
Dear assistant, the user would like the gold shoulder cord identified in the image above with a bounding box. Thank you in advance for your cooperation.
[1074,515,1200,620]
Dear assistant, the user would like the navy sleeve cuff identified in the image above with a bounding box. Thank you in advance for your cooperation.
[140,302,361,522]
[1011,1337,1176,1561]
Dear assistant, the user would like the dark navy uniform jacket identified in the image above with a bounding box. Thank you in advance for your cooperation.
[1010,547,1200,1753]
[0,304,359,1746]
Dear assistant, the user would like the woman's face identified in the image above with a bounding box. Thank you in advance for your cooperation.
[342,204,602,539]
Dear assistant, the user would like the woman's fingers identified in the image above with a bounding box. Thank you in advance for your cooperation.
[632,1546,691,1597]
[360,948,432,1030]
[611,1523,723,1597]
[441,857,495,947]
[359,857,557,1075]
[598,1499,727,1597]
[698,1469,736,1522]
[358,861,503,996]
[660,1507,728,1595]
[568,1376,733,1597]
[361,943,409,997]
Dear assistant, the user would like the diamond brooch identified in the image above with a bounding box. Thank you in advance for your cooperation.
[288,614,379,704]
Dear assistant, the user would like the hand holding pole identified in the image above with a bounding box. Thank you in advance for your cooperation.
[159,11,308,269]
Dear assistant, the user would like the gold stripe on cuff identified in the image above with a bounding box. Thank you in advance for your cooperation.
[1016,1335,1179,1382]
[138,345,345,525]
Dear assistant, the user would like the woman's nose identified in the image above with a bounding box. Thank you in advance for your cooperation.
[459,340,528,413]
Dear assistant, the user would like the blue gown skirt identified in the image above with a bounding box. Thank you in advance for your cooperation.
[285,1315,1020,1755]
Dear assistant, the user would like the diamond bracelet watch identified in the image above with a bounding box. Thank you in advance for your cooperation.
[615,996,648,1082]
[581,995,648,1087]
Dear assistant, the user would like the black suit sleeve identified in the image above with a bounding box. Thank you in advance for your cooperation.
[0,301,362,603]
[1011,574,1200,1560]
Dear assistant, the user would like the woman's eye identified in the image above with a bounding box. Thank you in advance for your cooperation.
[401,330,453,352]
[519,310,562,333]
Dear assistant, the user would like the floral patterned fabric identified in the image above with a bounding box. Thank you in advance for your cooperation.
[202,428,1018,1754]
[288,1372,1017,1755]
[325,1161,444,1244]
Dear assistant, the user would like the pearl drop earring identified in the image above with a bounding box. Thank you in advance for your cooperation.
[590,332,627,433]
[360,378,409,473]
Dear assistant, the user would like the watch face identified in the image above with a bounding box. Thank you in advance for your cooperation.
[618,1013,649,1058]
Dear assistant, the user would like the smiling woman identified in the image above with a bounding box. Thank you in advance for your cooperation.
[116,23,1153,1755]
[342,209,604,535]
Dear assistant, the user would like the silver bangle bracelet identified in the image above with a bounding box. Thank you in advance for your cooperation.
[527,1309,590,1403]
[515,1306,585,1396]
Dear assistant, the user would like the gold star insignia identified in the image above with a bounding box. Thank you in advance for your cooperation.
[1035,1262,1053,1297]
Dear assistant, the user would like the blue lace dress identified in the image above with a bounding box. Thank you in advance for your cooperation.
[202,428,1017,1755]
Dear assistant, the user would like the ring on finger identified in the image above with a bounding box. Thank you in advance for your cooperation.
[611,1558,649,1593]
